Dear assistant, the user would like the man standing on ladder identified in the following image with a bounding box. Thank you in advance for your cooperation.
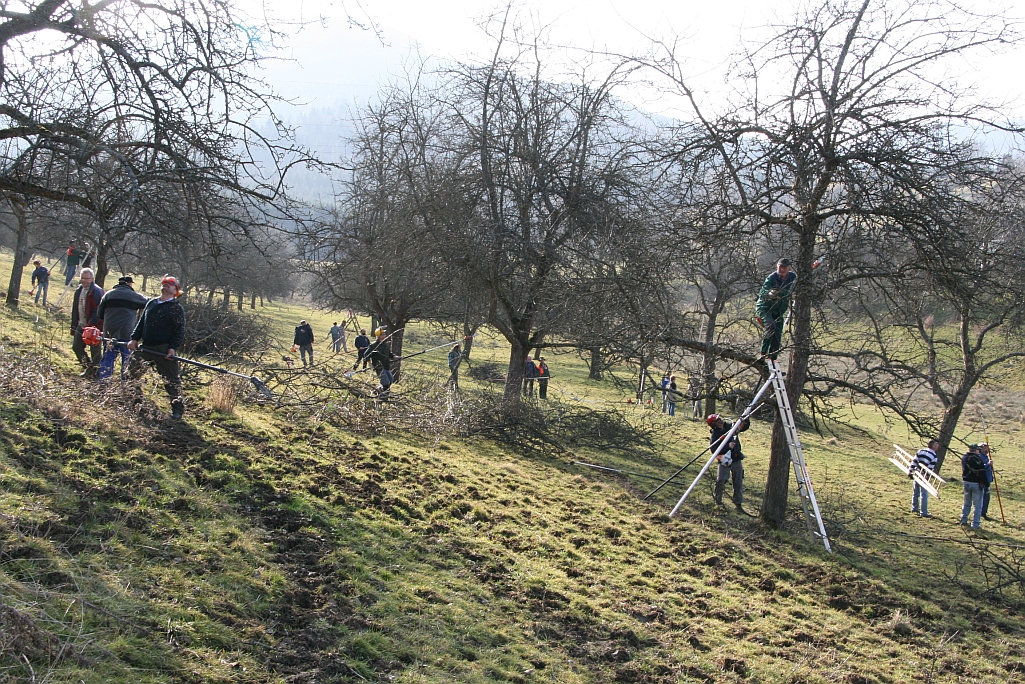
[707,413,751,513]
[756,258,796,360]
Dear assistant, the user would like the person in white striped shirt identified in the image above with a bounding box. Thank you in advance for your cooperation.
[910,439,940,518]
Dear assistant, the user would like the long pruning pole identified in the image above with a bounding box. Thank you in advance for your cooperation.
[572,461,687,486]
[981,416,1006,524]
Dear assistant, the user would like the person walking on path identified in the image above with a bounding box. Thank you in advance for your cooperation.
[447,343,463,389]
[30,260,50,306]
[329,322,347,353]
[537,357,550,400]
[64,241,87,286]
[96,276,147,381]
[353,329,371,370]
[127,276,187,420]
[756,258,797,360]
[293,320,315,367]
[70,268,104,378]
[979,443,996,521]
[707,413,751,513]
[960,444,989,529]
[910,439,940,518]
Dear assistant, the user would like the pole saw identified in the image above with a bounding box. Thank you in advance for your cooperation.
[98,335,274,399]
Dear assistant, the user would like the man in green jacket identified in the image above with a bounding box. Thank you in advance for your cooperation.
[756,258,796,360]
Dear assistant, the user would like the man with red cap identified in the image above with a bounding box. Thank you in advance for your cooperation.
[127,275,187,419]
[707,413,751,513]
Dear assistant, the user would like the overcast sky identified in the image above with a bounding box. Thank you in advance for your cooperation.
[251,0,1025,112]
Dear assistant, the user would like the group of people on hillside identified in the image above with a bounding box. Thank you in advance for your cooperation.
[906,439,998,529]
[522,356,550,399]
[68,268,187,419]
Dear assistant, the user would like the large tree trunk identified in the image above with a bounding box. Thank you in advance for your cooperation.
[588,347,603,379]
[701,309,720,416]
[933,399,968,475]
[237,290,243,311]
[761,233,817,528]
[94,240,110,287]
[222,288,231,310]
[4,196,30,307]
[505,340,529,403]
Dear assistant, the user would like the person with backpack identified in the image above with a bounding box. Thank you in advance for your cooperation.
[756,258,797,360]
[293,320,315,367]
[960,444,988,529]
[909,439,940,518]
[708,413,751,513]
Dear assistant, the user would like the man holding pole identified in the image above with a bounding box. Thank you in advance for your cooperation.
[127,276,186,420]
[708,413,751,513]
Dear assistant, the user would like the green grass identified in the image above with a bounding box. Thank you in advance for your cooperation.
[2,248,1025,683]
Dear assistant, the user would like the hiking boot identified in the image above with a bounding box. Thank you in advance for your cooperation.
[919,513,933,519]
[171,410,184,420]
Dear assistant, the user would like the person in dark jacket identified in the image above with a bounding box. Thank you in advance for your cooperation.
[447,343,462,389]
[979,443,996,521]
[353,329,371,370]
[366,327,394,375]
[70,268,104,378]
[522,357,538,397]
[293,320,315,367]
[708,413,751,512]
[537,357,550,400]
[96,276,148,381]
[31,260,50,306]
[756,258,797,360]
[64,241,87,285]
[960,444,988,529]
[127,275,187,419]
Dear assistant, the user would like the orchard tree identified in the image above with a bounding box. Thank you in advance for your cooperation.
[645,0,1023,525]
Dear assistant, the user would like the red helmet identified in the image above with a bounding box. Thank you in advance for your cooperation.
[705,414,721,426]
[81,326,103,346]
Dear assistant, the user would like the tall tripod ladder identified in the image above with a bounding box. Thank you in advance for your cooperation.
[765,358,831,552]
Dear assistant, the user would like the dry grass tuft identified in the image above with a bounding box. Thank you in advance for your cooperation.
[208,376,248,414]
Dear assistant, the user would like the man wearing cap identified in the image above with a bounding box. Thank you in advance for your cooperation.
[707,413,751,513]
[127,276,187,419]
[960,444,988,529]
[30,260,50,306]
[70,268,104,378]
[293,320,315,367]
[756,258,797,360]
[96,276,147,381]
[366,327,394,377]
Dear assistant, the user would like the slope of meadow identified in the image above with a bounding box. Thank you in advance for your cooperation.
[1,252,1024,683]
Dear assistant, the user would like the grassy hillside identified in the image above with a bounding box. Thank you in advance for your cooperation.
[2,251,1025,683]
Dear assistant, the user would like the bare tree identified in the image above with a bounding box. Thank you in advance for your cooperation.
[644,0,1023,525]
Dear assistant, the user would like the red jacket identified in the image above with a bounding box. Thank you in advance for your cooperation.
[71,283,104,332]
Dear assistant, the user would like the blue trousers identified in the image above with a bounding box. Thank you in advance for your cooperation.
[912,483,930,515]
[98,340,131,380]
[961,482,985,528]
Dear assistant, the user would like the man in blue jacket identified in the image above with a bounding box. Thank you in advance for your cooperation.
[30,260,50,306]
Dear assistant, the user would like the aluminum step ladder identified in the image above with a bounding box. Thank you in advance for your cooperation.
[765,358,831,552]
